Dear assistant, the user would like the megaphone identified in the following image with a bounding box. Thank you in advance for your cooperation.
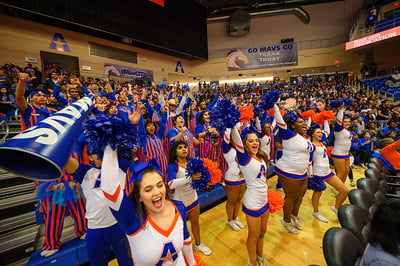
[0,95,94,180]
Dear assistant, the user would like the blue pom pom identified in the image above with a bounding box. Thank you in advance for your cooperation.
[342,98,353,107]
[329,100,343,109]
[185,158,210,189]
[253,106,261,118]
[157,82,166,88]
[307,176,326,192]
[260,90,281,110]
[182,84,190,91]
[285,112,299,123]
[209,99,241,132]
[84,114,137,160]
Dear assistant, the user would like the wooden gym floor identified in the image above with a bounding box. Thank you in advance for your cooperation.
[110,167,364,266]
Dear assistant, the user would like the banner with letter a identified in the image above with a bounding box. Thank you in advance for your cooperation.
[227,43,298,71]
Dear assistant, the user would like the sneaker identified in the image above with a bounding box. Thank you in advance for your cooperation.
[234,217,245,229]
[256,255,266,266]
[280,219,299,234]
[40,249,59,257]
[227,220,240,231]
[80,233,87,240]
[313,212,328,223]
[332,188,339,195]
[351,165,357,169]
[350,180,355,187]
[291,214,303,230]
[247,259,254,266]
[360,163,367,168]
[277,188,284,192]
[330,206,338,217]
[194,243,212,256]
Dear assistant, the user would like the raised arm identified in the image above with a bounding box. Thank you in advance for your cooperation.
[16,72,35,112]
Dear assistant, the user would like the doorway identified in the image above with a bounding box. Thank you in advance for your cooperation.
[40,51,80,80]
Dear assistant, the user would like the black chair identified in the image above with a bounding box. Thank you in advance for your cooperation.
[338,204,370,247]
[364,170,400,197]
[348,189,377,219]
[323,227,364,266]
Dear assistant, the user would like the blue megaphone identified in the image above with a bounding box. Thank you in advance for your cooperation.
[0,95,93,180]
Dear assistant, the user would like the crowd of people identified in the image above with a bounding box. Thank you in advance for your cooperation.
[1,61,400,265]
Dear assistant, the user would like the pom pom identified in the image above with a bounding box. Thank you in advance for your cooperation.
[301,110,316,120]
[267,190,284,214]
[238,104,254,122]
[253,106,261,118]
[313,110,335,125]
[182,84,190,91]
[157,82,166,88]
[202,158,222,185]
[267,108,285,117]
[260,90,281,110]
[329,100,343,109]
[84,113,137,160]
[307,176,326,192]
[342,98,353,107]
[209,99,240,132]
[185,158,210,190]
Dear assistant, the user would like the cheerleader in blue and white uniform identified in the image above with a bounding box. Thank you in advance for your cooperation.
[331,104,353,186]
[167,141,212,256]
[99,146,197,266]
[231,124,269,266]
[308,121,349,222]
[273,104,314,234]
[222,128,246,231]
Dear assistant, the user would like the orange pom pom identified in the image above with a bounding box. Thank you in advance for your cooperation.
[202,158,222,185]
[268,190,284,214]
[313,110,335,125]
[326,146,333,157]
[238,104,254,122]
[267,108,285,117]
[301,110,316,120]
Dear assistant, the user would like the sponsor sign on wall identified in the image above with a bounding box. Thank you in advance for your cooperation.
[227,43,298,71]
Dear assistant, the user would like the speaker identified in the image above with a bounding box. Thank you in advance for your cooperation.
[229,10,251,38]
[281,38,294,43]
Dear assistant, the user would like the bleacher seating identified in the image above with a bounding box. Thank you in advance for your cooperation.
[375,14,400,33]
[362,77,400,99]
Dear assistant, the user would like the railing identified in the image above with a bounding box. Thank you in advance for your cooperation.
[0,120,9,144]
[361,84,395,102]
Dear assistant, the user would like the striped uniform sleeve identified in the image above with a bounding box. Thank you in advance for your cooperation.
[101,145,141,234]
[334,109,344,131]
[167,163,190,189]
[231,126,250,165]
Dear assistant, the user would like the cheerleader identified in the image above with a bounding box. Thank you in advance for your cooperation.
[137,114,168,175]
[308,121,349,222]
[231,125,269,266]
[167,141,212,256]
[331,104,353,186]
[100,146,197,266]
[196,111,220,162]
[65,152,133,266]
[222,128,246,231]
[167,114,199,158]
[273,104,314,234]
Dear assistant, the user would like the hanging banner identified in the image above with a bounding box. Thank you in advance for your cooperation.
[49,33,71,52]
[227,43,298,71]
[104,63,154,81]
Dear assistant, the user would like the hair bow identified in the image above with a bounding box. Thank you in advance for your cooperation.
[286,112,300,123]
[130,159,163,183]
[310,124,321,130]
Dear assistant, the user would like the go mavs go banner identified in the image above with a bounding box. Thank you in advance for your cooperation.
[227,43,298,71]
[104,63,154,81]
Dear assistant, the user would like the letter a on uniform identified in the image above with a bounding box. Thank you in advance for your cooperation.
[49,33,71,52]
[175,61,184,73]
